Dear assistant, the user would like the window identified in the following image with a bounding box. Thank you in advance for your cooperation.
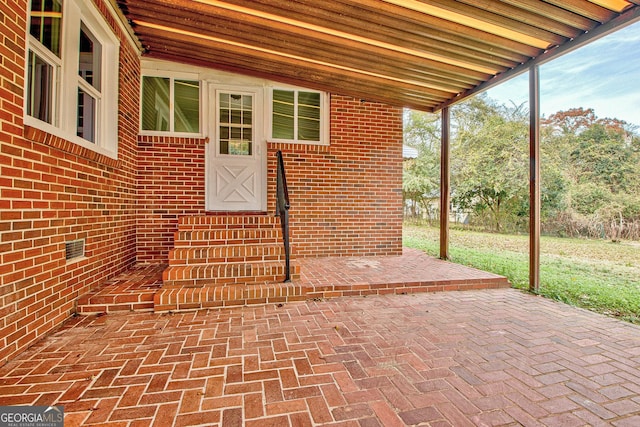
[27,0,61,124]
[141,76,201,134]
[270,88,328,144]
[26,50,55,124]
[77,24,101,143]
[218,92,253,156]
[25,0,119,158]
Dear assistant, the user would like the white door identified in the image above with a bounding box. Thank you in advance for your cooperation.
[206,87,266,211]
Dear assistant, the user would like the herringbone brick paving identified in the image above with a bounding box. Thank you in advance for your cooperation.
[79,249,510,314]
[2,289,640,426]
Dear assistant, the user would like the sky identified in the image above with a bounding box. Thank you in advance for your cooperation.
[485,20,640,127]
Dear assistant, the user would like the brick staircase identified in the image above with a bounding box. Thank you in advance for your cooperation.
[154,215,302,312]
[75,264,164,315]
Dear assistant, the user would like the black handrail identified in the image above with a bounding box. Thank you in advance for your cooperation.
[276,150,291,282]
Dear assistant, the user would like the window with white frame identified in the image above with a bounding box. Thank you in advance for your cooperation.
[217,91,254,156]
[140,75,201,134]
[26,0,119,158]
[270,88,328,144]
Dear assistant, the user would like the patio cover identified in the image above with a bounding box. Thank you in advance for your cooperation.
[114,0,640,112]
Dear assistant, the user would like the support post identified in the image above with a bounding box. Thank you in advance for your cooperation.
[440,107,450,260]
[529,66,541,292]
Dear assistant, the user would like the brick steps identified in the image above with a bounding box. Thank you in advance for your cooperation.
[158,214,299,311]
[74,215,300,314]
[76,264,164,315]
[168,244,287,265]
[162,261,300,287]
[77,294,156,315]
[173,229,282,247]
[176,214,281,229]
[75,248,511,315]
[154,282,306,312]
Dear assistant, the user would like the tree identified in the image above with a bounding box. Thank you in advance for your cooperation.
[403,110,440,220]
[543,107,597,135]
[402,100,640,239]
[450,96,529,232]
[541,108,640,239]
[404,109,440,151]
[572,123,636,193]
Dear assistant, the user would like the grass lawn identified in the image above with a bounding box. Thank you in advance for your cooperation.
[404,223,640,323]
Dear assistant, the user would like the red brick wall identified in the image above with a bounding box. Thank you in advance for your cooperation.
[135,95,404,262]
[136,136,206,262]
[0,0,140,364]
[1,0,403,363]
[269,95,404,257]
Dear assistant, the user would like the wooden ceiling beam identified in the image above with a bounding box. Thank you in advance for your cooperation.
[138,25,452,103]
[226,0,543,57]
[132,0,498,74]
[139,0,495,74]
[132,20,477,97]
[148,50,442,111]
[380,0,565,48]
[483,0,598,29]
[543,0,618,22]
[455,0,595,34]
[434,2,640,111]
[218,0,535,63]
[117,0,639,112]
[125,4,500,83]
[589,0,634,12]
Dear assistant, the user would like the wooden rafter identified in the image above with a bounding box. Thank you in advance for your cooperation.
[117,0,640,111]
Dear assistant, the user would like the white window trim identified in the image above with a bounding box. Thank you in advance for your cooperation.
[139,70,205,137]
[267,86,329,146]
[24,0,120,159]
[139,60,329,144]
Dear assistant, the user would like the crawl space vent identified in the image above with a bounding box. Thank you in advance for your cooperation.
[65,239,85,261]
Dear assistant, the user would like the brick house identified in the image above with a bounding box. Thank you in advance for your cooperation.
[1,0,405,365]
[1,0,638,364]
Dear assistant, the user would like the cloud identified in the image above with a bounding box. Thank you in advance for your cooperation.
[486,21,640,126]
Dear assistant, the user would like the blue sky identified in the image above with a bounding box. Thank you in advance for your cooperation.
[486,20,640,127]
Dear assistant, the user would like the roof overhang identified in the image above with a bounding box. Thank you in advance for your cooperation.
[115,0,640,112]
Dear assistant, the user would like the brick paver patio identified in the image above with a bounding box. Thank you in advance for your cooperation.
[2,287,640,426]
[76,249,510,314]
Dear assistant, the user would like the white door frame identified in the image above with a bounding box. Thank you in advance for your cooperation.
[205,84,267,211]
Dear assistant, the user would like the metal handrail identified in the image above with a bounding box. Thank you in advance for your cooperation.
[276,150,291,282]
